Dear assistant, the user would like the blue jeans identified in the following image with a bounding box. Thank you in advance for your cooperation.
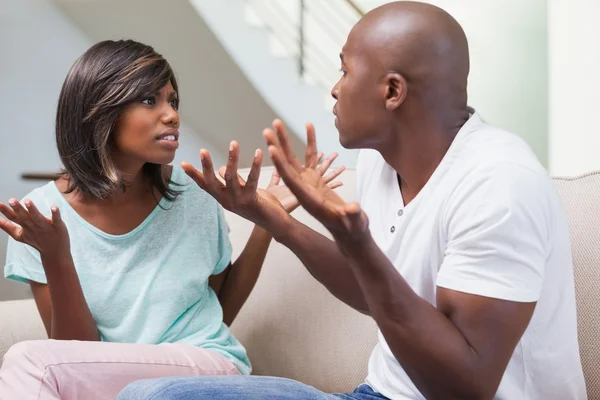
[117,376,389,400]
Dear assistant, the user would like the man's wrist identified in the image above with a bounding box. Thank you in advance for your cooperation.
[334,229,374,256]
[270,215,296,244]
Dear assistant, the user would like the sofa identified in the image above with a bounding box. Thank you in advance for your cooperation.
[0,168,598,398]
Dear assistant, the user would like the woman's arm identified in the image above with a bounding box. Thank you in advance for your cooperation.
[39,252,99,340]
[210,226,272,326]
[0,200,99,341]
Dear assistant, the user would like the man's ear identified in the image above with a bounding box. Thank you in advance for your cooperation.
[384,72,407,111]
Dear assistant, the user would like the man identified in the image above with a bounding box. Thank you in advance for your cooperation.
[119,1,586,399]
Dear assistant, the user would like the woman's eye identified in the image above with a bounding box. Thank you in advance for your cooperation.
[142,96,156,105]
[169,99,179,110]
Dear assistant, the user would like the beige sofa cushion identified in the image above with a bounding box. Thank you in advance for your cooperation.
[0,299,46,361]
[553,172,600,398]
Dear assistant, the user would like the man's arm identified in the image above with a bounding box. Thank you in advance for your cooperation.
[340,235,534,400]
[276,217,370,315]
[264,121,546,399]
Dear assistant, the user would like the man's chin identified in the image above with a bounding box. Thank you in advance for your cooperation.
[337,131,360,150]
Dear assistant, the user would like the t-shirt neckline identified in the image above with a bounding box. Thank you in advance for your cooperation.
[48,166,180,240]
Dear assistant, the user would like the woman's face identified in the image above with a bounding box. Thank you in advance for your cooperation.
[112,82,180,168]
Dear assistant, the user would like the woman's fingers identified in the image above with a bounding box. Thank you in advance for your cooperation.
[224,141,242,198]
[8,199,31,227]
[0,217,21,241]
[322,166,346,183]
[0,203,18,223]
[24,200,47,226]
[245,149,263,193]
[317,152,339,175]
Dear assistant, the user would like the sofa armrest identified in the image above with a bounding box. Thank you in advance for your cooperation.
[0,299,47,363]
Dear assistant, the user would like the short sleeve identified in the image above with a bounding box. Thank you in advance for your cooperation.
[4,236,47,284]
[436,164,552,302]
[212,204,232,275]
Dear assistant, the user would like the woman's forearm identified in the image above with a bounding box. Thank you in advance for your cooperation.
[42,252,100,341]
[218,226,273,325]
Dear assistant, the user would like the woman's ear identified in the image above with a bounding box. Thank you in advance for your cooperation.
[384,72,407,111]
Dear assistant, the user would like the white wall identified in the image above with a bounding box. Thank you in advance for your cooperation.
[548,0,600,176]
[356,0,549,165]
[0,0,86,300]
[0,0,221,301]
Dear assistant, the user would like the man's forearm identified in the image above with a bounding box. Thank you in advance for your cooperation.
[42,253,100,341]
[276,218,370,315]
[342,236,491,400]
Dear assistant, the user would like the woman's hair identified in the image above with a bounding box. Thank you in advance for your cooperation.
[56,39,180,202]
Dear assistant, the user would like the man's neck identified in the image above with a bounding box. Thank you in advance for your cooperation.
[379,116,466,205]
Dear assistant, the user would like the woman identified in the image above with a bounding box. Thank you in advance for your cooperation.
[0,39,343,399]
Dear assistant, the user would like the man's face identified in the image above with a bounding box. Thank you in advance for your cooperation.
[330,31,388,150]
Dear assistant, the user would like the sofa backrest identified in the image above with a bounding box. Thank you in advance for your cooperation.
[553,171,600,398]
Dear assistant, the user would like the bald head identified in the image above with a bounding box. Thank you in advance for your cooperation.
[331,2,470,150]
[347,1,469,96]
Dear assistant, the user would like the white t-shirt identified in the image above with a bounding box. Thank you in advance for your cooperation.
[358,113,587,399]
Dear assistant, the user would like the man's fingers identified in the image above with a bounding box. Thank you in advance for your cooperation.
[268,145,297,184]
[0,217,21,241]
[322,166,346,183]
[245,149,263,193]
[317,152,339,175]
[305,123,318,169]
[328,181,344,190]
[263,128,279,148]
[181,162,208,190]
[269,145,329,216]
[272,119,302,170]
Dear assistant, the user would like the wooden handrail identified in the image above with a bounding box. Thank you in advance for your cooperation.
[21,172,63,181]
[344,0,365,16]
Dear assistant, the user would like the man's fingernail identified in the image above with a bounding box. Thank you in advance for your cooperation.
[229,142,235,151]
[255,149,260,158]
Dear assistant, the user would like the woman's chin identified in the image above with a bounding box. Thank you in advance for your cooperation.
[147,154,177,166]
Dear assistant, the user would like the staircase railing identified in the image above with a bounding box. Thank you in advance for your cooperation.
[245,0,364,95]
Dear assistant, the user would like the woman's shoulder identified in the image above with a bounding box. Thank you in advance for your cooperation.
[18,181,64,215]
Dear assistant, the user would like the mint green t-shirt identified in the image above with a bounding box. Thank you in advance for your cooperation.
[4,166,251,375]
